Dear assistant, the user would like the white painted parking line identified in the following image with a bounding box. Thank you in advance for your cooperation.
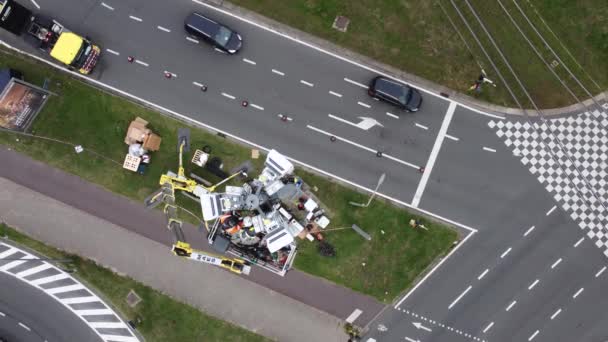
[528,330,539,341]
[595,266,606,278]
[415,123,429,130]
[47,284,84,295]
[500,247,512,258]
[61,296,99,304]
[157,25,171,33]
[101,2,114,10]
[16,263,53,278]
[357,101,371,108]
[329,91,342,98]
[271,69,285,76]
[250,104,264,111]
[129,15,143,22]
[445,134,459,141]
[29,0,40,9]
[482,321,494,333]
[477,268,489,280]
[528,279,540,290]
[135,60,149,67]
[572,287,584,299]
[221,92,236,100]
[483,146,497,153]
[344,77,368,89]
[300,80,314,87]
[546,205,557,216]
[243,58,256,65]
[386,112,399,119]
[30,273,69,286]
[186,37,199,44]
[106,49,120,56]
[550,258,562,269]
[523,225,535,236]
[345,309,363,324]
[214,47,225,53]
[411,102,456,208]
[506,300,517,311]
[306,125,419,169]
[192,81,203,87]
[574,237,584,247]
[550,308,561,320]
[448,285,472,309]
[18,322,30,331]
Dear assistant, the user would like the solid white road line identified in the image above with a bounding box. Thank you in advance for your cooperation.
[157,25,171,32]
[243,58,256,65]
[505,300,517,311]
[550,308,562,320]
[329,91,342,98]
[528,279,540,290]
[574,237,584,247]
[76,309,113,316]
[106,49,120,56]
[306,125,419,169]
[47,284,84,295]
[221,92,236,100]
[250,103,264,111]
[30,273,69,286]
[524,225,535,236]
[411,101,456,208]
[551,258,562,269]
[386,112,398,119]
[546,205,557,216]
[192,81,203,87]
[595,266,606,278]
[129,15,143,22]
[61,296,99,304]
[135,60,149,67]
[16,263,53,278]
[482,321,494,333]
[344,77,368,89]
[483,146,497,153]
[345,309,363,324]
[30,0,40,9]
[271,69,285,76]
[357,101,371,108]
[448,285,472,309]
[500,247,512,258]
[528,330,539,341]
[477,268,489,280]
[300,80,314,87]
[101,2,114,10]
[572,287,584,299]
[18,322,30,331]
[445,134,459,141]
[186,37,199,44]
[415,123,429,130]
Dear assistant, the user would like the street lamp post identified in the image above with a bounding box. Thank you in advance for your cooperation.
[349,173,386,208]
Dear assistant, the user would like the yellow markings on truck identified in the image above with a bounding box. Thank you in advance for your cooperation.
[49,32,83,65]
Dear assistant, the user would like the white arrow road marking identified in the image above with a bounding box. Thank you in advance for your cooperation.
[328,114,383,130]
[413,322,432,332]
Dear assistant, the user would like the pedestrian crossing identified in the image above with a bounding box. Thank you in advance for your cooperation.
[0,242,139,342]
[488,108,608,256]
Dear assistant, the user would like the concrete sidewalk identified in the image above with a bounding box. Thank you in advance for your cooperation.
[0,176,344,342]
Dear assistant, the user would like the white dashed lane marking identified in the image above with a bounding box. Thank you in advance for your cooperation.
[574,237,584,247]
[551,258,562,269]
[572,287,584,299]
[186,37,199,44]
[243,58,256,65]
[482,321,494,333]
[523,225,535,236]
[386,112,399,119]
[300,80,314,87]
[344,77,368,89]
[546,205,557,216]
[157,26,171,32]
[357,101,371,108]
[271,69,285,76]
[18,322,30,331]
[30,0,40,9]
[528,279,540,290]
[448,285,472,310]
[595,266,606,278]
[250,104,264,111]
[129,15,143,22]
[477,269,489,280]
[505,300,517,311]
[101,2,114,10]
[528,330,539,341]
[500,247,512,258]
[329,91,342,98]
[550,308,562,320]
[415,123,429,130]
[221,92,236,100]
[106,49,120,56]
[445,134,459,141]
[135,60,149,67]
[483,146,497,153]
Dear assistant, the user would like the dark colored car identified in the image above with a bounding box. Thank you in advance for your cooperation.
[368,76,422,112]
[184,12,242,54]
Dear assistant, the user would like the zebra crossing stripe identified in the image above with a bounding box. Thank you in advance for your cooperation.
[0,248,18,259]
[30,273,70,286]
[89,322,127,329]
[76,309,113,316]
[16,263,53,277]
[99,335,139,342]
[0,256,35,271]
[61,296,99,304]
[47,284,85,295]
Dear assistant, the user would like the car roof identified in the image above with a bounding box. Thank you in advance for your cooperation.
[185,12,220,37]
[375,77,408,96]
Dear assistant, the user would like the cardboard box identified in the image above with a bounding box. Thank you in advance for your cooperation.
[124,117,161,151]
[142,133,161,151]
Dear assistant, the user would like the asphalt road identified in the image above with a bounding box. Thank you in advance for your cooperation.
[0,268,101,342]
[1,1,607,341]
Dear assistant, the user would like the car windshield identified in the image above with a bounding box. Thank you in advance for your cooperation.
[214,26,232,47]
[402,88,412,105]
[71,41,91,67]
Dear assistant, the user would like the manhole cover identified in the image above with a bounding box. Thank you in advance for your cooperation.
[126,289,142,308]
[332,15,350,32]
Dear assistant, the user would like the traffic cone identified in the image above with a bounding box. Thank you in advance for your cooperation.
[127,56,134,63]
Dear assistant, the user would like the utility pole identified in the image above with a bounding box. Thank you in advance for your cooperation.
[349,173,386,208]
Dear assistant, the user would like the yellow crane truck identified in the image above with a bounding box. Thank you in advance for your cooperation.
[0,0,100,74]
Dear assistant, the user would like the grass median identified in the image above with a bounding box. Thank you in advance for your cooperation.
[0,223,270,342]
[0,48,458,302]
[228,0,607,108]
